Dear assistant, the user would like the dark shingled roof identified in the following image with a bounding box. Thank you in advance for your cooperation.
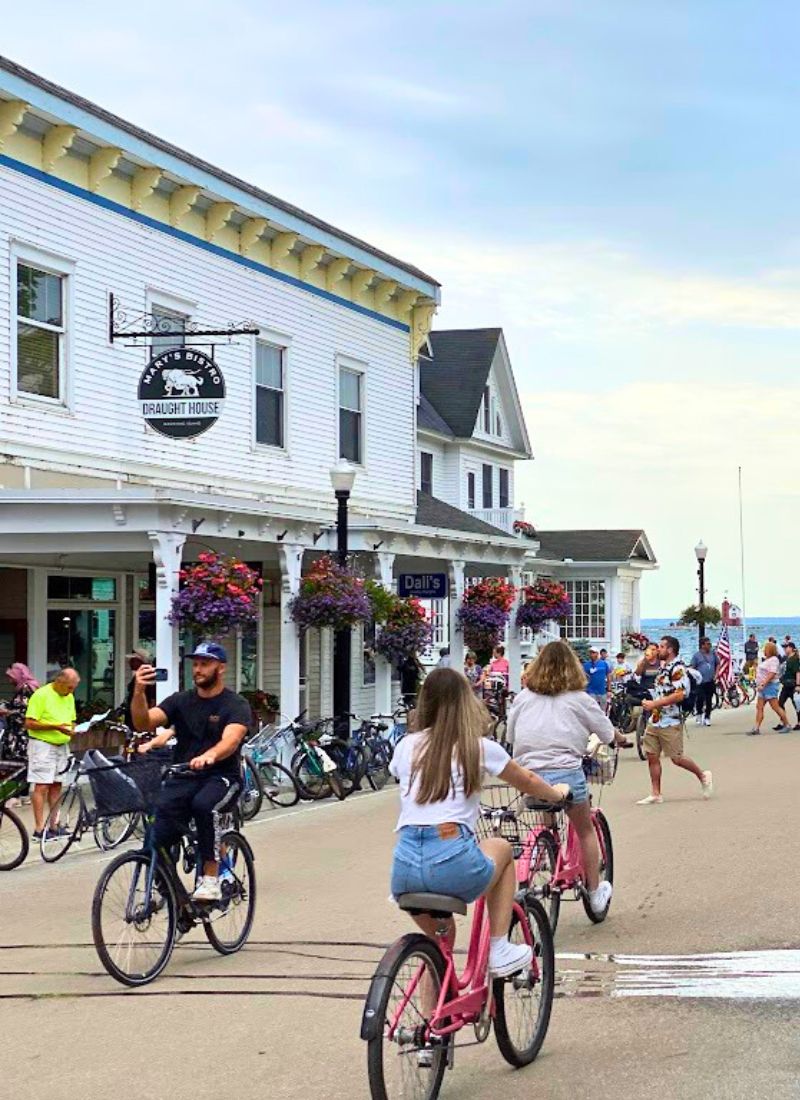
[420,329,502,436]
[417,394,453,436]
[535,530,653,563]
[0,54,439,289]
[416,492,510,538]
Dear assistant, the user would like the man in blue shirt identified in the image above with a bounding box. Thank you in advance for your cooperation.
[583,646,611,710]
[690,637,718,727]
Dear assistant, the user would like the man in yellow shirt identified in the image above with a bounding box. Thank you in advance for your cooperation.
[25,668,80,839]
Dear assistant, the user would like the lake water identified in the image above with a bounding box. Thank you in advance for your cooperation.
[641,617,800,659]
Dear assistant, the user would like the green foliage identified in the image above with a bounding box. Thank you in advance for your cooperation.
[364,579,395,624]
[678,604,722,627]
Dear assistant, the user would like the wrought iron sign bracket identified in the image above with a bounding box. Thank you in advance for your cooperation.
[109,293,260,343]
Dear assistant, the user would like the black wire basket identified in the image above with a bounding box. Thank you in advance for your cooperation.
[86,755,165,816]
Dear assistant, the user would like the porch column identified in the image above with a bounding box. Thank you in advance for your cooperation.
[507,565,523,692]
[632,576,641,633]
[448,559,466,665]
[278,544,304,726]
[27,567,47,683]
[606,574,622,654]
[374,551,396,717]
[148,531,186,698]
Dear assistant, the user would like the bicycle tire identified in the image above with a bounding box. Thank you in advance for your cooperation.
[323,738,362,799]
[40,786,83,863]
[257,760,300,808]
[727,686,741,709]
[92,850,176,986]
[204,831,257,954]
[239,759,264,821]
[93,812,138,852]
[365,933,448,1100]
[582,809,614,924]
[0,805,29,871]
[526,830,560,933]
[365,739,391,791]
[291,746,332,800]
[493,898,555,1067]
[635,712,647,761]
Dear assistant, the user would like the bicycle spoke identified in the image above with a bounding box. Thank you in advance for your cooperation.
[98,858,172,980]
[382,955,443,1100]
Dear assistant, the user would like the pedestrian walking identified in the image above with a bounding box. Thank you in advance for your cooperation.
[690,638,718,726]
[637,636,713,805]
[743,632,759,674]
[747,641,790,735]
[398,652,424,710]
[583,645,611,710]
[0,662,39,760]
[24,668,80,839]
[777,641,800,730]
[463,650,483,695]
[485,645,510,687]
[435,647,452,669]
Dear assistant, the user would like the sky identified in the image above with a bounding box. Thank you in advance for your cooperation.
[3,0,799,615]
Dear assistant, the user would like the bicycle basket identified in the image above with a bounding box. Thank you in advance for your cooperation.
[582,746,619,785]
[86,753,164,816]
[475,782,547,847]
[0,759,26,803]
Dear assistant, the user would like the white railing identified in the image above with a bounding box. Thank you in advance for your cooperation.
[468,507,516,533]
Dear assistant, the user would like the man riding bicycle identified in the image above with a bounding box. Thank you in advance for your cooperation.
[131,642,251,903]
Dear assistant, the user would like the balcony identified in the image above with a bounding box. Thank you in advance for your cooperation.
[468,507,527,535]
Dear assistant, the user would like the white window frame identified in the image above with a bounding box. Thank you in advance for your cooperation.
[420,450,433,495]
[336,354,367,467]
[253,330,291,453]
[560,579,606,639]
[10,241,75,411]
[145,287,195,357]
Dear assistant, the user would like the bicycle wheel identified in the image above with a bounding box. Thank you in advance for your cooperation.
[92,850,176,986]
[365,933,448,1100]
[635,712,647,761]
[582,809,614,924]
[239,759,264,821]
[493,898,555,1068]
[40,786,83,863]
[323,738,361,799]
[0,806,29,871]
[257,760,300,807]
[365,739,391,791]
[526,830,560,933]
[727,685,741,709]
[204,831,256,954]
[291,746,332,800]
[93,812,138,852]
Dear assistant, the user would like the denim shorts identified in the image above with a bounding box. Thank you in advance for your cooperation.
[759,682,779,700]
[535,765,589,805]
[390,824,495,903]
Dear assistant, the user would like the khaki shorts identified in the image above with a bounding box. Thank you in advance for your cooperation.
[643,722,685,759]
[27,738,70,784]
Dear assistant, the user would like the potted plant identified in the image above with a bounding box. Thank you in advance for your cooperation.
[169,553,263,637]
[622,630,650,652]
[289,556,371,631]
[367,588,432,666]
[515,578,571,634]
[457,578,517,664]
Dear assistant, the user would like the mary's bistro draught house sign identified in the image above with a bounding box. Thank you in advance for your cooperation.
[138,348,225,439]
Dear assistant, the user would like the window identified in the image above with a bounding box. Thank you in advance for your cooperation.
[420,451,433,495]
[150,306,186,356]
[467,472,476,510]
[499,468,510,509]
[255,342,285,448]
[495,411,503,436]
[482,464,493,509]
[482,386,491,432]
[339,367,362,463]
[16,262,65,400]
[560,580,606,639]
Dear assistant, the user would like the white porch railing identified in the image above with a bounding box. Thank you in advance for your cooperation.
[468,507,517,533]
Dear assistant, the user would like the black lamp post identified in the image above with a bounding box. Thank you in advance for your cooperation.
[330,459,357,738]
[694,539,707,649]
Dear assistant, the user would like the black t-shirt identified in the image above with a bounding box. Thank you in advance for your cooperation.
[159,688,251,779]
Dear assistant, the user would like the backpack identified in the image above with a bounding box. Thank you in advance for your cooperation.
[682,667,702,715]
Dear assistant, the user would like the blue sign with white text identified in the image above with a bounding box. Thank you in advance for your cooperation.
[398,573,448,599]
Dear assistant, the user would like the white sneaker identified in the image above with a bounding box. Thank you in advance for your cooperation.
[192,875,222,902]
[694,715,702,725]
[489,938,533,977]
[636,794,663,805]
[701,771,713,799]
[589,880,613,915]
[703,717,711,727]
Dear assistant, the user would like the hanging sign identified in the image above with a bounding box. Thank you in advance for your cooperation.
[398,573,448,599]
[138,348,225,439]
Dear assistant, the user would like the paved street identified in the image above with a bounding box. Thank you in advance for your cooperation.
[2,707,800,1100]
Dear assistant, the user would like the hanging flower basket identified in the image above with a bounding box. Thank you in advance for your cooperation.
[289,556,371,632]
[516,579,571,634]
[458,578,516,655]
[169,553,262,637]
[623,630,649,651]
[374,595,432,665]
[513,520,538,539]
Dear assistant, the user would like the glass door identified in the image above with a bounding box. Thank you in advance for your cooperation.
[47,608,117,707]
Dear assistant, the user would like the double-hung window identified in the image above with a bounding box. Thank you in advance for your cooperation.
[482,463,493,509]
[420,452,433,495]
[150,306,186,356]
[16,262,66,400]
[339,367,363,463]
[255,342,285,448]
[499,468,510,509]
[467,472,476,509]
[482,386,491,432]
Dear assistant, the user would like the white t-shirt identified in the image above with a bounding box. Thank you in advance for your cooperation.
[508,688,615,771]
[389,730,510,832]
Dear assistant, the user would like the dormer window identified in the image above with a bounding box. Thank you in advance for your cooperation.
[482,386,491,433]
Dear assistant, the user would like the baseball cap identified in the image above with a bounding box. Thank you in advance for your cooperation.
[187,641,228,662]
[589,645,600,653]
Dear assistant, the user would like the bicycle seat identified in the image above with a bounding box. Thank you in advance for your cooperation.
[396,892,467,916]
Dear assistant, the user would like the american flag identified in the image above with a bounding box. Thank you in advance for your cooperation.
[716,623,734,688]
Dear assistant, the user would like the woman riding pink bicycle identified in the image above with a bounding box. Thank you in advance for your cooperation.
[507,641,615,917]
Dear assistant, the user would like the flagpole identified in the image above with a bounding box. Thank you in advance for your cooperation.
[738,466,747,648]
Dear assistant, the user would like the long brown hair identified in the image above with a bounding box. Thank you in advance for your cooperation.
[523,640,587,695]
[410,667,488,803]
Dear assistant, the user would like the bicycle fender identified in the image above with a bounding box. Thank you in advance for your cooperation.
[360,933,432,1041]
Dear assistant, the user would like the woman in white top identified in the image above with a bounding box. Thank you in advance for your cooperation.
[389,667,568,978]
[507,641,616,915]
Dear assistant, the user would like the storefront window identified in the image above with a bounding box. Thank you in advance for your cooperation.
[48,576,117,601]
[46,608,117,706]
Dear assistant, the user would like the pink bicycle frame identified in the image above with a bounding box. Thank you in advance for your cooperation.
[517,806,606,894]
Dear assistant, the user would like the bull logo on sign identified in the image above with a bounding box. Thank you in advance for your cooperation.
[162,368,202,397]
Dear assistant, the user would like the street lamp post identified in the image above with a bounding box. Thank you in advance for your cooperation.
[695,539,708,649]
[330,460,357,739]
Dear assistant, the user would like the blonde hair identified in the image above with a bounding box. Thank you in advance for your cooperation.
[763,641,779,659]
[523,640,588,696]
[411,668,489,803]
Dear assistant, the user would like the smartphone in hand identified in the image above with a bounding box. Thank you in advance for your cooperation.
[153,668,169,682]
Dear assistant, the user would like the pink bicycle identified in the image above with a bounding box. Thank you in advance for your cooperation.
[361,887,554,1099]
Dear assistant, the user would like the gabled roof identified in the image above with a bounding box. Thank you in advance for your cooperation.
[417,394,454,437]
[420,329,502,437]
[534,530,656,564]
[416,491,509,538]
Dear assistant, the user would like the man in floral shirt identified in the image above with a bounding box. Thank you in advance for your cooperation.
[637,636,713,805]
